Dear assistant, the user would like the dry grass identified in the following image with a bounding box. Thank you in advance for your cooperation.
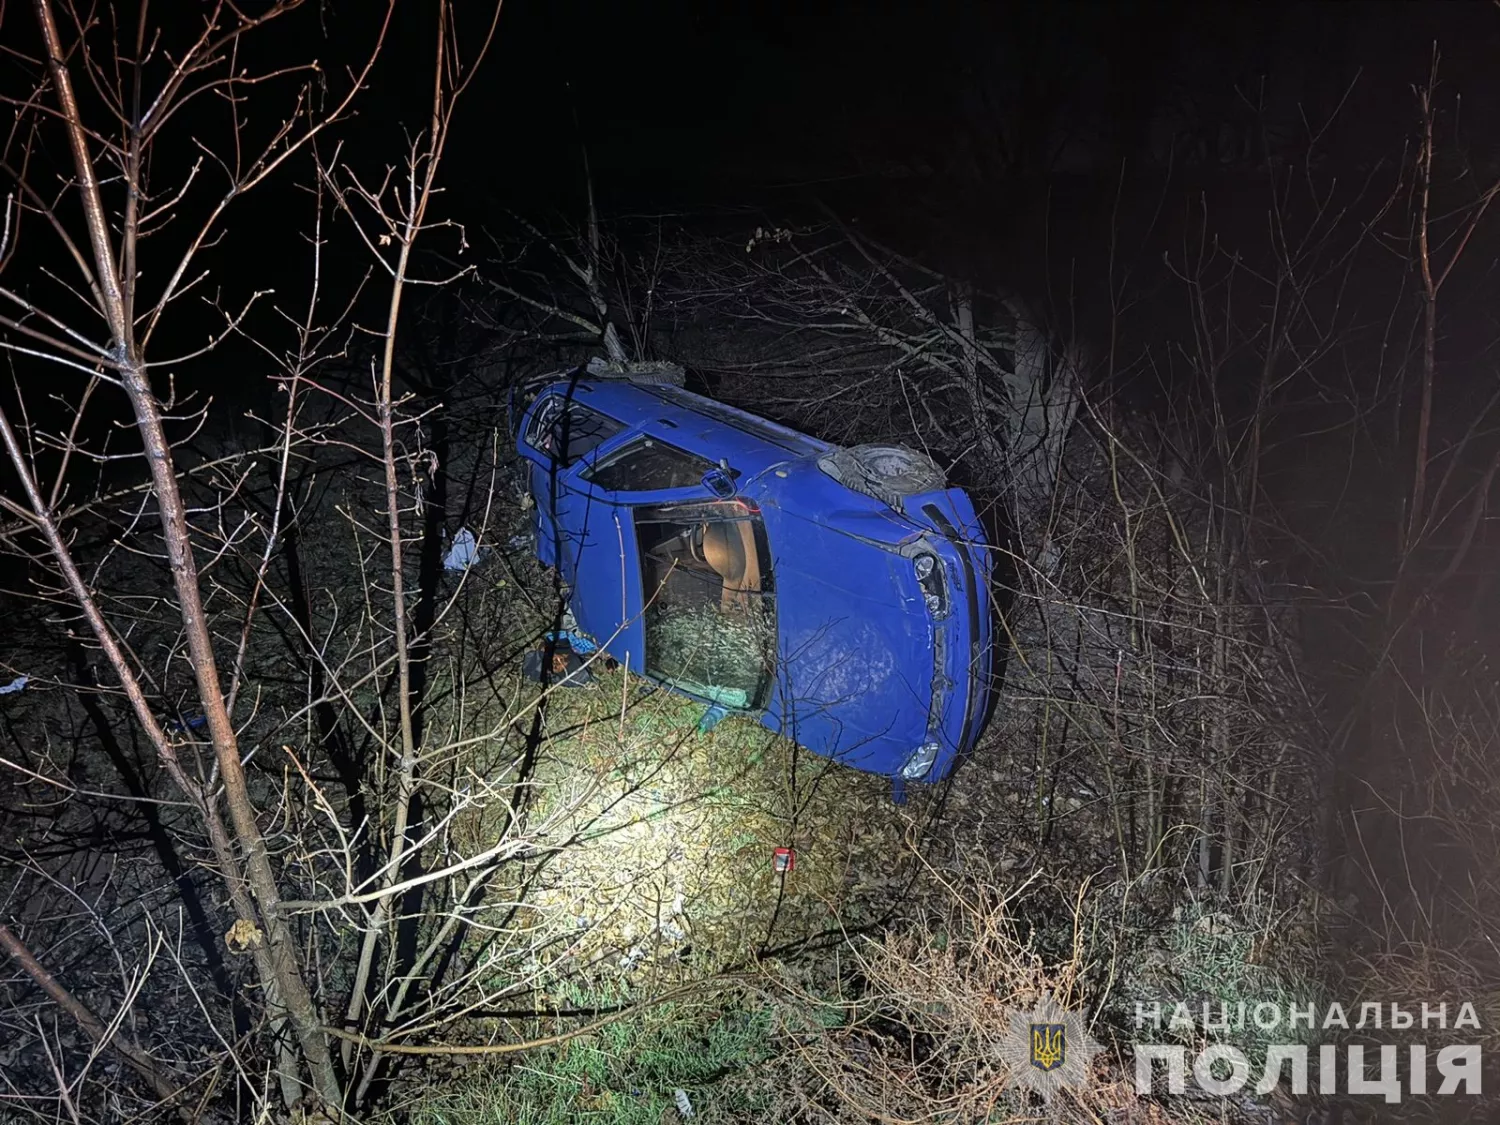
[489,661,918,981]
[722,850,1340,1125]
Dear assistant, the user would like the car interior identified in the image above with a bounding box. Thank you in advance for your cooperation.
[697,521,761,613]
[639,517,763,612]
[636,506,773,708]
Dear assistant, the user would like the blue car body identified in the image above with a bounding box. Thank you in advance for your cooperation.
[516,374,994,786]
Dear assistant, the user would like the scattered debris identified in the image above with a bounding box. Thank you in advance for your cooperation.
[545,628,597,655]
[659,919,686,943]
[697,703,728,733]
[673,1089,694,1118]
[224,918,264,953]
[521,639,593,687]
[0,675,27,695]
[442,527,483,571]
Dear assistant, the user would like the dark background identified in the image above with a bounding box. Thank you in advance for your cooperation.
[10,0,1499,747]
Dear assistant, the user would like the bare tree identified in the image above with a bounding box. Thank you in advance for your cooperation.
[472,205,671,370]
[0,1,407,1107]
[0,0,514,1115]
[0,12,843,1120]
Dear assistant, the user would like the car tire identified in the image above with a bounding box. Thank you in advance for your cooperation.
[819,444,946,510]
[584,357,687,387]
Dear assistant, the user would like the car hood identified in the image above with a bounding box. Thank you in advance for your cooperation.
[754,498,933,774]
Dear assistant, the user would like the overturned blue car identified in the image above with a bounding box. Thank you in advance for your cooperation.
[516,360,994,791]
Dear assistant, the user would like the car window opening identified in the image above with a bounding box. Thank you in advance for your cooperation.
[526,396,624,466]
[636,502,774,710]
[582,437,714,492]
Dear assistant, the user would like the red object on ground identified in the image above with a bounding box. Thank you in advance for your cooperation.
[773,847,795,874]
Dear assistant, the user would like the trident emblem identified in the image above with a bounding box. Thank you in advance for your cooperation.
[1030,1023,1067,1072]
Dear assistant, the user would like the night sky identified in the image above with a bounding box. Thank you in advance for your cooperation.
[425,0,1500,374]
[451,1,1500,204]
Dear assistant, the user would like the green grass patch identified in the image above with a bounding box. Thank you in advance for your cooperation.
[391,991,779,1125]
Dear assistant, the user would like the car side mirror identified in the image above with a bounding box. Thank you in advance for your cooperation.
[702,467,738,499]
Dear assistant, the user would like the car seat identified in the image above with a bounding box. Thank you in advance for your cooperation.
[700,521,760,613]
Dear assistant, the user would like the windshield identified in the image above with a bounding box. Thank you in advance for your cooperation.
[635,501,775,709]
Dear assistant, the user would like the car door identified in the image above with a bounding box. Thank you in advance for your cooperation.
[572,436,731,672]
[518,393,628,579]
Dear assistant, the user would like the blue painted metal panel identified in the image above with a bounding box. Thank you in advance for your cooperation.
[516,374,996,786]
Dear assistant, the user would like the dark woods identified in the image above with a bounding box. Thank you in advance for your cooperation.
[1,1,1499,1121]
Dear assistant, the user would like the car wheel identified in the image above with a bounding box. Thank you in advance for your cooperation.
[818,444,946,510]
[584,357,687,387]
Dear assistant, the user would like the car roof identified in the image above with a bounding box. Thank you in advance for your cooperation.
[541,378,834,481]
